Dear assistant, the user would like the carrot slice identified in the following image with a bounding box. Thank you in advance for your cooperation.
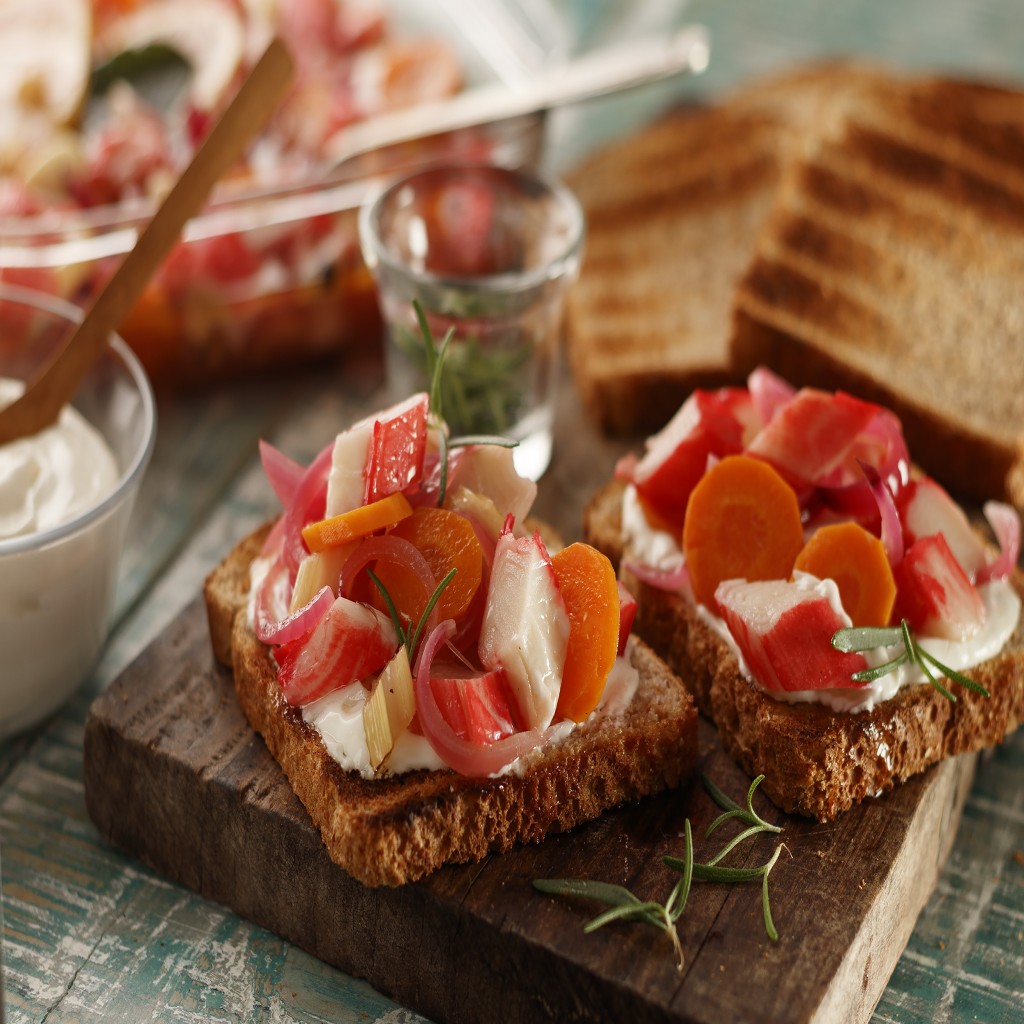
[376,507,484,623]
[794,521,897,627]
[683,455,804,611]
[551,543,620,723]
[302,492,413,553]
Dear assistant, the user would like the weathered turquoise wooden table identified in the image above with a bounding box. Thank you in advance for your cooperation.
[4,2,1024,1021]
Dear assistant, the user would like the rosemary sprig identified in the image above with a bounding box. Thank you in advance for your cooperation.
[534,776,786,969]
[367,567,457,663]
[701,773,781,866]
[832,619,990,700]
[534,819,695,971]
[397,303,530,437]
[410,301,518,509]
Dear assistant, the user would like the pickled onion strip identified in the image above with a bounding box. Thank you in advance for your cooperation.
[977,501,1021,583]
[256,581,333,645]
[259,513,288,558]
[622,557,689,593]
[280,441,334,575]
[414,620,547,776]
[860,461,903,566]
[259,439,305,508]
[748,366,794,426]
[253,553,292,633]
[340,534,438,601]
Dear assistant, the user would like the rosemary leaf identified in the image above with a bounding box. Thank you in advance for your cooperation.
[448,434,519,449]
[584,901,666,933]
[851,650,909,682]
[407,568,457,661]
[666,819,694,923]
[915,646,956,702]
[832,625,903,653]
[681,861,768,884]
[436,424,449,508]
[533,878,645,911]
[366,569,407,647]
[705,825,768,867]
[917,647,990,697]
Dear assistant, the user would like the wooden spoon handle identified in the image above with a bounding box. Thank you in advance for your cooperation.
[0,37,294,445]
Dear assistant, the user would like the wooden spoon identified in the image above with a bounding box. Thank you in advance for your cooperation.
[0,37,294,445]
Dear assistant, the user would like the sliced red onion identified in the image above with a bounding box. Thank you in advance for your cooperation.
[859,460,903,566]
[340,534,438,600]
[859,409,910,495]
[259,439,305,508]
[747,366,795,426]
[252,554,292,634]
[414,620,547,776]
[622,557,689,593]
[280,441,334,575]
[256,582,334,646]
[259,513,288,558]
[977,501,1021,583]
[410,447,465,508]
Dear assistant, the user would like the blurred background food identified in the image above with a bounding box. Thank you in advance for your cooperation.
[0,0,572,388]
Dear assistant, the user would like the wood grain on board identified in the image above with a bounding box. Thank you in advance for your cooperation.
[82,595,976,1024]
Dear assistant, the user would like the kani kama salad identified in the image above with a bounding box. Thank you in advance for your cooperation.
[250,325,637,779]
[617,367,1022,712]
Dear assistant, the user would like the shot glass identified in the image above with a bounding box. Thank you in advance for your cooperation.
[359,163,585,480]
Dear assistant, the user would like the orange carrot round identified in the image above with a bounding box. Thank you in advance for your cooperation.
[794,521,896,627]
[551,543,620,723]
[683,455,804,610]
[302,492,413,553]
[379,507,484,623]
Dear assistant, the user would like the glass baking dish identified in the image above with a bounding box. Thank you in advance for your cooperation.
[0,0,567,388]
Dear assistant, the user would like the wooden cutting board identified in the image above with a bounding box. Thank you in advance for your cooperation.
[82,593,976,1024]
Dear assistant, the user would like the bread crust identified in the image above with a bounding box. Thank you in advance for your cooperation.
[204,524,698,886]
[585,478,1024,821]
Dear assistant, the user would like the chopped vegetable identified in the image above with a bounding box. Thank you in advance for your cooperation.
[551,543,620,722]
[386,507,484,623]
[363,647,416,769]
[897,478,987,581]
[617,581,638,657]
[302,491,413,552]
[794,522,897,628]
[682,455,804,611]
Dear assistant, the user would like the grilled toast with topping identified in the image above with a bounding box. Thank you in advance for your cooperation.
[584,357,1024,824]
[204,521,697,887]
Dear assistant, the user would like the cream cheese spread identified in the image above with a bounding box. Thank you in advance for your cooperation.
[622,484,1022,714]
[0,378,119,538]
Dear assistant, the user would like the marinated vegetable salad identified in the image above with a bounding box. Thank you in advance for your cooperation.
[0,0,483,382]
[250,325,638,779]
[618,367,1022,713]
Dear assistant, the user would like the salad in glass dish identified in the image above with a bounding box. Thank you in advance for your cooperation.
[0,0,556,386]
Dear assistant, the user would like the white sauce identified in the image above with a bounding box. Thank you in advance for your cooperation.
[622,484,1022,713]
[0,378,118,539]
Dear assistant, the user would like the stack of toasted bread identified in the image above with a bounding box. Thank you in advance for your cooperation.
[566,63,1024,509]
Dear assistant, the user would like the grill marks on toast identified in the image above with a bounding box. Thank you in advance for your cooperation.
[733,80,1024,502]
[565,63,884,436]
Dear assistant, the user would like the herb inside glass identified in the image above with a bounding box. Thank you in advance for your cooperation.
[392,321,531,438]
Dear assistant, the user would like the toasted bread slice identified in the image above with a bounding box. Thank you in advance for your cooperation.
[730,75,1024,507]
[203,524,698,887]
[564,61,883,436]
[585,479,1024,822]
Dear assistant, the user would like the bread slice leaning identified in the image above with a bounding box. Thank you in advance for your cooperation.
[203,524,698,887]
[564,61,883,436]
[730,74,1024,508]
[585,479,1024,822]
